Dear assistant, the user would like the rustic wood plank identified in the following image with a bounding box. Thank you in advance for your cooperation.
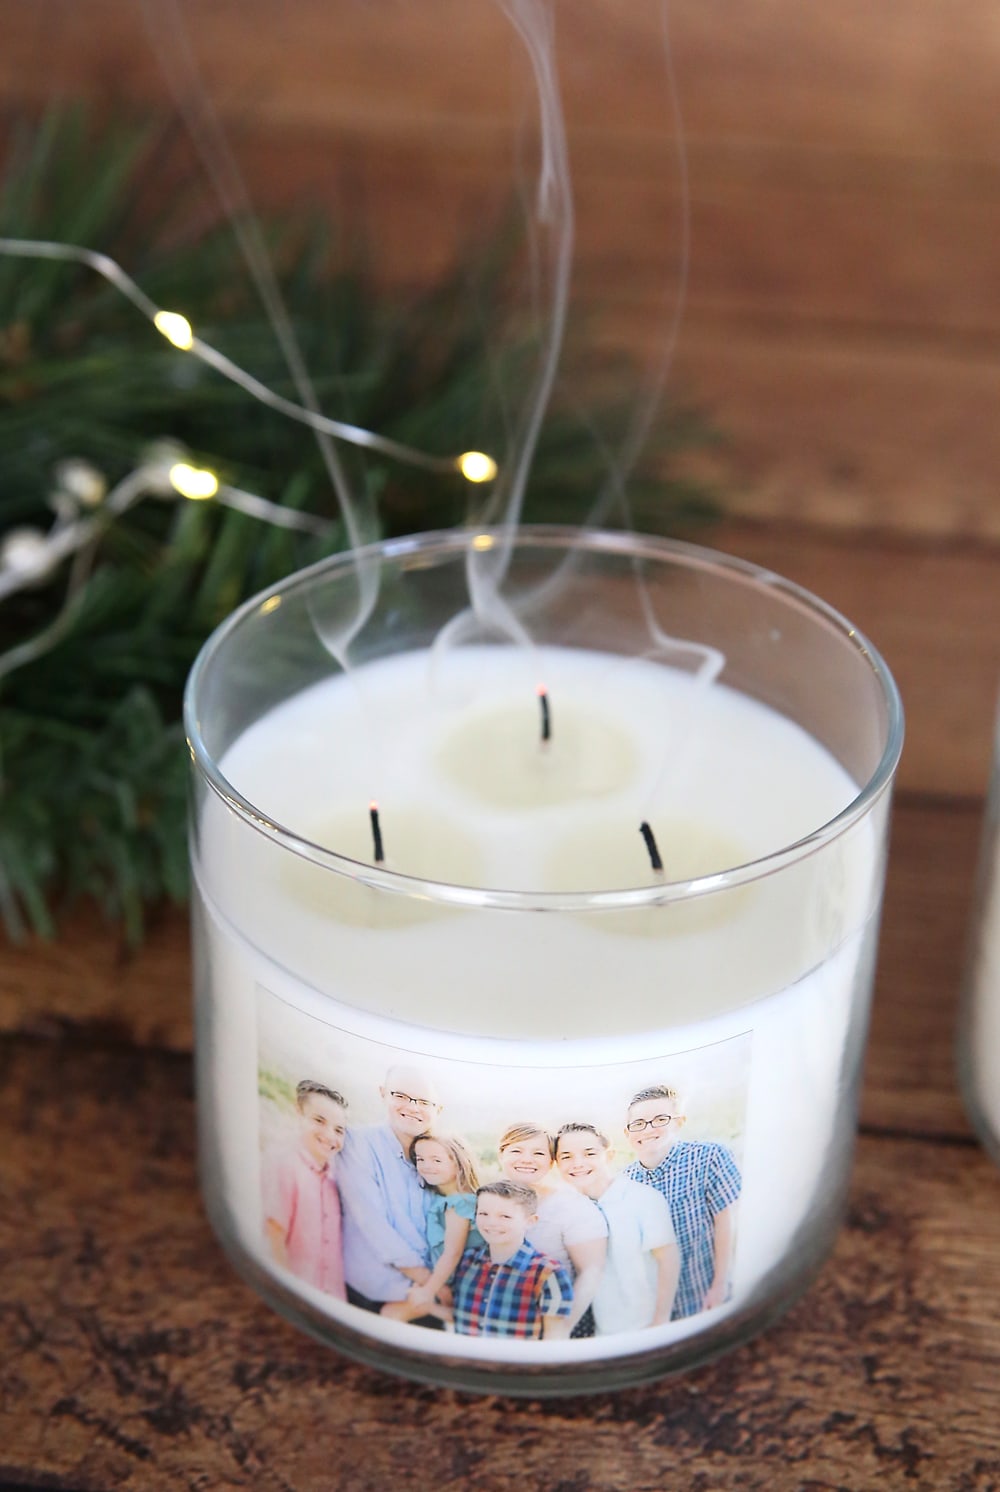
[5,7,1000,546]
[5,24,1000,343]
[0,903,193,1053]
[0,131,979,544]
[131,131,1000,344]
[675,328,1000,542]
[865,796,980,1139]
[1,1036,998,1491]
[3,0,1000,165]
[642,323,1000,542]
[585,167,1000,340]
[4,0,1000,338]
[0,792,984,1142]
[709,522,1000,799]
[5,125,1000,542]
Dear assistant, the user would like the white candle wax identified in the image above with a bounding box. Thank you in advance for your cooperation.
[204,646,870,992]
[193,643,884,1370]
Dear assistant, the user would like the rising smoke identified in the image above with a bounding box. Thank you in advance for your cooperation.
[138,0,696,682]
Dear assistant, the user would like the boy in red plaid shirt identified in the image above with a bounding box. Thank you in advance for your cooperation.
[453,1181,573,1339]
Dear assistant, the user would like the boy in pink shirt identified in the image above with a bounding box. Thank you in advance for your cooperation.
[262,1080,349,1299]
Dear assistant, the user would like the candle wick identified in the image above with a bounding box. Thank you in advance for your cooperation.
[639,820,664,873]
[369,801,385,864]
[538,687,551,744]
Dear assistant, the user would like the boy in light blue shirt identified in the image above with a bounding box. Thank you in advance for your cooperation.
[555,1122,679,1334]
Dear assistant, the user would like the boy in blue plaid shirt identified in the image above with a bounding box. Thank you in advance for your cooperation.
[624,1084,741,1320]
[452,1181,573,1340]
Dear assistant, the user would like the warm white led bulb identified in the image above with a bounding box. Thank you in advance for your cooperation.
[458,451,498,484]
[169,462,219,500]
[154,310,194,351]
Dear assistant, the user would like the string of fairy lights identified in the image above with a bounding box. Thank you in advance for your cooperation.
[0,236,499,678]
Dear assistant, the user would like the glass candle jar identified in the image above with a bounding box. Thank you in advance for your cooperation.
[184,525,903,1395]
[958,699,1000,1168]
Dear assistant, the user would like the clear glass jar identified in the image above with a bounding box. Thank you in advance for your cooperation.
[184,525,903,1395]
[958,699,1000,1168]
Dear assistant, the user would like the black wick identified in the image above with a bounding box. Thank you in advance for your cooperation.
[639,820,663,873]
[369,802,385,864]
[538,688,551,744]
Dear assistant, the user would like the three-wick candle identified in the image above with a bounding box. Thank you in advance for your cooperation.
[185,527,902,1395]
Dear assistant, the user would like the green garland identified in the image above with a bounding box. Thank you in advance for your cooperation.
[0,107,720,943]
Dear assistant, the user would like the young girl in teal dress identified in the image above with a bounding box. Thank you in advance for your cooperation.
[382,1133,484,1324]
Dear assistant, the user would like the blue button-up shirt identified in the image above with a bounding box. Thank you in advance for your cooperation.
[338,1123,430,1302]
[626,1140,741,1319]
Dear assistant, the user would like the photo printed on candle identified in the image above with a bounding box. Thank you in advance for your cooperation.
[256,982,750,1347]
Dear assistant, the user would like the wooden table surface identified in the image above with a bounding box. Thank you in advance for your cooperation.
[2,519,999,1492]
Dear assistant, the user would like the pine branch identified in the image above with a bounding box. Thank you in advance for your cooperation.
[0,106,722,944]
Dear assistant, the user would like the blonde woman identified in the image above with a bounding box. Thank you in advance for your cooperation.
[497,1122,608,1335]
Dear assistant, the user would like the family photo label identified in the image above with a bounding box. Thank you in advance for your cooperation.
[255,982,751,1352]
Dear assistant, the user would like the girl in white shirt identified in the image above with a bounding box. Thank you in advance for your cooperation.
[497,1121,608,1335]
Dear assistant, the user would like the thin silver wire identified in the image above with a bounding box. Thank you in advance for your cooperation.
[0,236,468,475]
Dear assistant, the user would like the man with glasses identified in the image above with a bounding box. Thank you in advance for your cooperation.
[624,1084,741,1320]
[338,1065,444,1321]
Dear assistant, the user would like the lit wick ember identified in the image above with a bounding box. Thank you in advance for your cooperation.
[639,820,664,873]
[369,801,385,864]
[537,686,551,744]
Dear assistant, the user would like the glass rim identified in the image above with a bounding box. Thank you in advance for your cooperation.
[184,523,904,912]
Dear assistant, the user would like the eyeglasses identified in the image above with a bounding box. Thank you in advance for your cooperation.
[390,1090,437,1110]
[626,1113,677,1133]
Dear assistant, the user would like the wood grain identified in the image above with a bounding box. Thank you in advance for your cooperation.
[710,521,1000,800]
[1,1036,998,1492]
[671,329,1000,542]
[0,902,194,1053]
[3,0,1000,548]
[5,3,1000,342]
[3,0,1000,165]
[865,796,980,1139]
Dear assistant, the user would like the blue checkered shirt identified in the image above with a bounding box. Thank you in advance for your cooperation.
[626,1141,741,1319]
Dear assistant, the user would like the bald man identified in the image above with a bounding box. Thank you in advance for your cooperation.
[338,1065,444,1315]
